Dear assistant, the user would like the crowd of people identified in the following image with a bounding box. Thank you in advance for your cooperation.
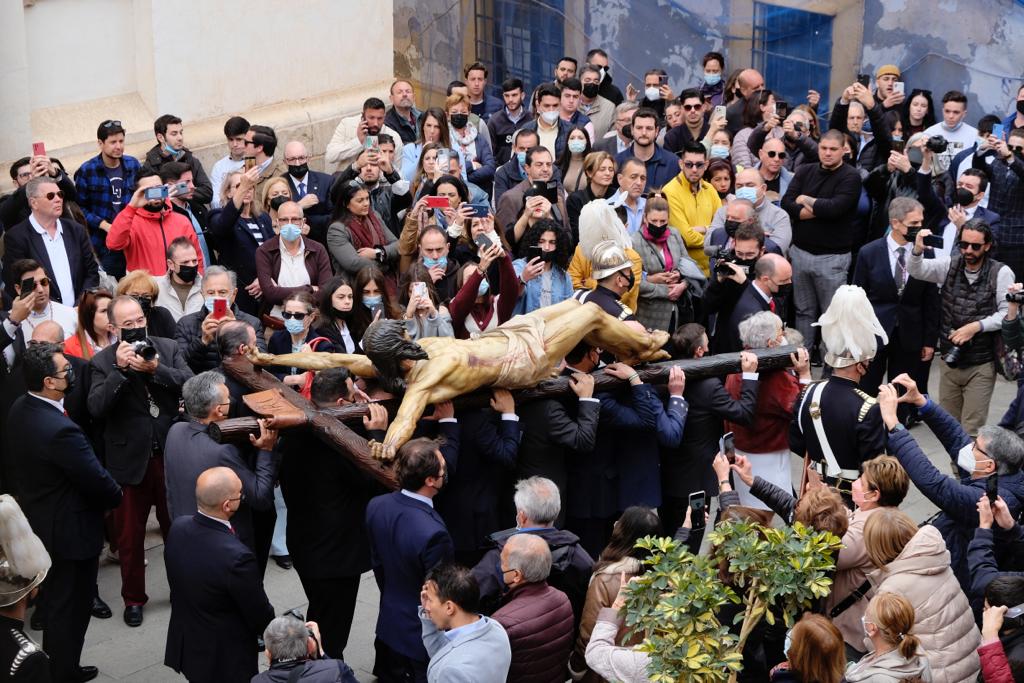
[1,39,1024,683]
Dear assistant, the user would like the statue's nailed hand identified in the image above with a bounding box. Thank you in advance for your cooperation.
[369,439,397,463]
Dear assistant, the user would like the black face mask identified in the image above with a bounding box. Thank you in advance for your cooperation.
[621,124,632,140]
[54,365,75,394]
[621,269,636,290]
[905,227,921,243]
[954,188,976,207]
[287,163,308,179]
[774,282,793,299]
[735,256,758,270]
[450,113,470,129]
[1017,100,1024,115]
[717,189,730,200]
[270,196,289,212]
[133,295,154,316]
[724,219,742,238]
[175,264,198,284]
[582,83,600,99]
[333,307,352,320]
[647,223,668,238]
[121,327,147,344]
[539,249,558,263]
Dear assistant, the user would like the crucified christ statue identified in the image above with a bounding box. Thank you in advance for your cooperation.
[248,298,670,460]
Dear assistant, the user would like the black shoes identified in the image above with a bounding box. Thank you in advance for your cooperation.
[72,666,99,682]
[91,596,112,619]
[272,555,293,570]
[123,605,143,627]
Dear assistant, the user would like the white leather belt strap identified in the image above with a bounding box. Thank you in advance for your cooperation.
[807,381,856,480]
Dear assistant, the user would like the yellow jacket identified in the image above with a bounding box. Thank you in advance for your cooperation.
[568,245,642,313]
[662,175,722,275]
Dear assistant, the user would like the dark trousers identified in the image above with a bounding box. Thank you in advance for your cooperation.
[44,555,98,682]
[373,638,427,683]
[565,515,616,559]
[860,338,928,422]
[295,573,360,659]
[114,455,171,605]
[251,507,276,578]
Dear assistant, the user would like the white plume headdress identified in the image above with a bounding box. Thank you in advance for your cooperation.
[0,494,50,607]
[813,285,888,368]
[578,199,631,260]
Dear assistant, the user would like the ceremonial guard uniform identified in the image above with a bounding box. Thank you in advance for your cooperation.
[573,285,636,322]
[0,617,48,682]
[572,238,638,323]
[789,285,888,493]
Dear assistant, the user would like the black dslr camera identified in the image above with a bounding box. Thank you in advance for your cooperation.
[131,339,158,362]
[926,135,948,154]
[1007,291,1024,304]
[714,249,739,276]
[942,343,963,367]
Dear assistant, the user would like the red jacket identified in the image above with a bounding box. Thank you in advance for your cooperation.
[106,203,203,277]
[724,369,801,453]
[979,641,1015,683]
[492,582,575,683]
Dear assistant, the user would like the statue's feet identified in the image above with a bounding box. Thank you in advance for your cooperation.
[638,329,671,362]
[368,440,397,463]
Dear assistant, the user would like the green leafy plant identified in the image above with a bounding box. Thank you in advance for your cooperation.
[622,521,842,683]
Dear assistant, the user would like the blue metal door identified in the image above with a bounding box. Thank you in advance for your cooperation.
[474,0,565,97]
[752,3,833,112]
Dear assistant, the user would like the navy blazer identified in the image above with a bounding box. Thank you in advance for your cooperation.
[283,170,334,242]
[852,237,941,351]
[366,491,454,661]
[916,170,1002,237]
[6,394,121,560]
[164,513,275,683]
[717,283,773,354]
[1,217,99,305]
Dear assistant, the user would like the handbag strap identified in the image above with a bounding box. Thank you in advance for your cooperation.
[829,579,871,618]
[306,336,330,351]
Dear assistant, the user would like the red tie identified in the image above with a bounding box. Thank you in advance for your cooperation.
[769,298,776,313]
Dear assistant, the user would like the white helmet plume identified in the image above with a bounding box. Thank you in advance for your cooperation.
[578,199,631,259]
[813,285,888,368]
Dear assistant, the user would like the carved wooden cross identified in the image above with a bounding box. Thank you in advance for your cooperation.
[218,347,798,492]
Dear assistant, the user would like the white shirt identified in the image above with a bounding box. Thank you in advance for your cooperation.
[271,239,312,317]
[197,510,233,529]
[20,300,77,341]
[400,489,434,508]
[886,233,910,286]
[923,121,979,172]
[28,392,65,414]
[29,216,76,305]
[210,156,245,209]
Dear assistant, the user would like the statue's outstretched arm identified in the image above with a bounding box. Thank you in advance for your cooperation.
[247,348,378,378]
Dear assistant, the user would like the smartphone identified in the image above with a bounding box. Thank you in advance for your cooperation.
[173,181,190,196]
[775,101,789,119]
[532,180,558,203]
[412,281,428,299]
[922,234,944,248]
[713,105,727,120]
[891,138,906,153]
[18,277,35,299]
[144,185,169,201]
[435,150,452,168]
[992,123,1005,141]
[856,73,871,87]
[474,232,494,250]
[689,491,707,529]
[987,472,1000,505]
[212,298,228,319]
[893,81,905,95]
[370,303,383,319]
[658,74,669,84]
[528,245,543,260]
[243,156,256,171]
[467,202,490,218]
[364,135,379,150]
[719,432,736,464]
[31,142,46,158]
[1006,603,1024,628]
[425,196,449,209]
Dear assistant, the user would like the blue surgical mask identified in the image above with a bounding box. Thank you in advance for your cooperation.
[516,151,527,167]
[205,297,216,312]
[279,223,302,242]
[568,139,587,154]
[163,143,179,157]
[477,278,490,297]
[284,318,305,335]
[735,187,759,203]
[363,295,382,309]
[423,255,448,269]
[704,72,722,86]
[710,145,730,159]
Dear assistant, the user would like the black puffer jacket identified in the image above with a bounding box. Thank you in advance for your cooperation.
[174,303,266,374]
[251,658,358,683]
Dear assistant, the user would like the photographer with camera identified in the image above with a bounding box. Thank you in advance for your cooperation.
[922,90,978,175]
[907,217,1013,436]
[999,283,1024,436]
[88,294,193,628]
[252,615,358,683]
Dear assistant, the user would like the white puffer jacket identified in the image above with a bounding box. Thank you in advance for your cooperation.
[867,525,980,683]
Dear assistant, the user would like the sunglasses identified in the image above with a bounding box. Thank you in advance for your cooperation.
[26,277,50,288]
[1011,146,1024,154]
[40,191,64,201]
[764,150,788,159]
[958,241,985,251]
[102,120,122,128]
[281,311,308,321]
[681,104,701,112]
[683,161,706,169]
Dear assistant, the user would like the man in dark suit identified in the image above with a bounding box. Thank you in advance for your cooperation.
[281,140,334,242]
[164,466,275,683]
[87,295,193,628]
[918,154,1002,252]
[853,197,941,424]
[279,368,389,659]
[163,370,278,549]
[366,438,455,683]
[2,177,99,305]
[8,341,121,682]
[719,254,792,354]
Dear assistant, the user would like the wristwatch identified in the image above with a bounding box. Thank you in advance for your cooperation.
[888,423,906,435]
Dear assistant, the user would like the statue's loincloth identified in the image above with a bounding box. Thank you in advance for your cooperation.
[474,314,555,388]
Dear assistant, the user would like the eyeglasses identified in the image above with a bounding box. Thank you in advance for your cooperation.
[284,156,309,164]
[958,241,985,251]
[227,492,246,504]
[40,191,64,200]
[102,120,122,128]
[764,151,788,159]
[683,161,706,169]
[281,311,309,321]
[681,104,701,112]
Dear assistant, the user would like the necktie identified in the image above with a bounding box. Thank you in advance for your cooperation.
[769,298,776,313]
[894,246,907,295]
[297,181,306,199]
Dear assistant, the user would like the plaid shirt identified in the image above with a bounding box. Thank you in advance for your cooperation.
[73,153,141,234]
[988,155,1024,243]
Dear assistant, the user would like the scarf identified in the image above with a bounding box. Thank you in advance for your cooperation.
[450,124,479,155]
[345,211,387,250]
[641,223,674,271]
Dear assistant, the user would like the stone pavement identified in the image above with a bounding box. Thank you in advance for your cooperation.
[37,365,1020,681]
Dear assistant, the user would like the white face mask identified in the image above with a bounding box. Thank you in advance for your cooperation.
[540,110,560,125]
[644,87,661,102]
[956,442,976,473]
